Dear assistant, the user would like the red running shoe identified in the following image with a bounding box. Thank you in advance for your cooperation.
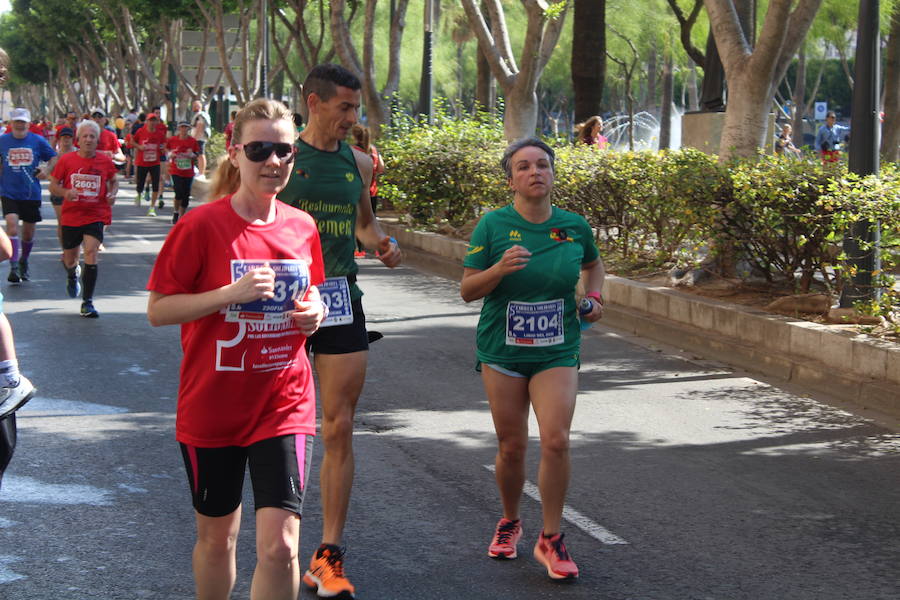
[488,518,522,559]
[533,531,579,580]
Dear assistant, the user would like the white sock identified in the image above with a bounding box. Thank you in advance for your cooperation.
[0,359,20,387]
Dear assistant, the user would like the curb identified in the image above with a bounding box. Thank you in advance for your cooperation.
[382,222,900,419]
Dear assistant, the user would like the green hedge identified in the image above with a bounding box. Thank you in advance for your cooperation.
[379,114,899,308]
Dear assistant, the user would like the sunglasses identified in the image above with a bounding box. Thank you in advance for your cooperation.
[236,141,296,163]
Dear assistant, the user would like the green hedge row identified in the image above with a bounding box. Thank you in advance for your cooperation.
[378,114,899,305]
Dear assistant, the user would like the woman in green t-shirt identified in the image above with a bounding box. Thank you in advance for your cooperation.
[461,138,605,581]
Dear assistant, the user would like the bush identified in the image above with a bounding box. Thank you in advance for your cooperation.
[721,154,841,291]
[380,113,898,309]
[379,108,507,228]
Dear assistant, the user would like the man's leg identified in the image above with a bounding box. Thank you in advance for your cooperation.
[18,221,35,281]
[79,235,101,317]
[314,351,368,545]
[5,212,20,283]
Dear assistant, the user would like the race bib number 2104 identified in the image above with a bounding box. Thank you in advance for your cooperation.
[506,299,564,346]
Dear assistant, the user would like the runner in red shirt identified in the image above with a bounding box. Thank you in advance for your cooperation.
[165,121,200,224]
[48,120,119,318]
[147,98,327,600]
[132,113,167,216]
[89,110,125,163]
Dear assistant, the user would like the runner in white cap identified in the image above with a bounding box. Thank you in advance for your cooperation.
[0,107,58,282]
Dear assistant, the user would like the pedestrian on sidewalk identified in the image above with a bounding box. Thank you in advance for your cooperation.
[460,137,606,581]
[0,107,58,283]
[277,63,402,600]
[190,100,211,177]
[147,98,327,600]
[48,119,118,318]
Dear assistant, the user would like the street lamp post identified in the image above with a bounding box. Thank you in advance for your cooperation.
[261,0,269,99]
[841,0,881,308]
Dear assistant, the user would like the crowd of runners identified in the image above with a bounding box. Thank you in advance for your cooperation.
[0,61,606,600]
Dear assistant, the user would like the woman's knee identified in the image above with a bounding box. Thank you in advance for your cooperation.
[539,431,570,457]
[496,437,527,464]
[257,535,298,567]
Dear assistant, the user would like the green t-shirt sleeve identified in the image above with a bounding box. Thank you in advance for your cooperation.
[578,217,599,264]
[463,217,491,270]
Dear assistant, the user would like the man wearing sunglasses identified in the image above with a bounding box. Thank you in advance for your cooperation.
[278,63,401,600]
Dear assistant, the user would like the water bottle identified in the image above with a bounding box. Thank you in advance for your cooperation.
[578,297,593,331]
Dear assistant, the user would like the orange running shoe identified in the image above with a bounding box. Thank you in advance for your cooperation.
[488,518,523,559]
[303,544,356,599]
[533,531,579,580]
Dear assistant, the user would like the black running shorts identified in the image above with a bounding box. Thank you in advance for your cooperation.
[306,297,369,355]
[1,197,42,223]
[61,222,104,250]
[180,434,313,518]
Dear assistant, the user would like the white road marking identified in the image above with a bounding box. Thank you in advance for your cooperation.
[0,555,25,584]
[131,235,151,245]
[484,465,628,545]
[0,476,113,506]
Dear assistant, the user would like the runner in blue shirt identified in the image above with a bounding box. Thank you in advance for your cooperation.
[0,107,58,282]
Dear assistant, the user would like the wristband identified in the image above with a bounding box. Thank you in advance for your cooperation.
[585,291,603,305]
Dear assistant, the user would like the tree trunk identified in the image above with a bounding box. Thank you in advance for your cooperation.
[881,4,900,162]
[706,0,823,160]
[571,0,605,122]
[791,46,807,139]
[462,0,569,140]
[645,44,658,113]
[476,38,495,111]
[659,51,674,149]
[687,64,699,111]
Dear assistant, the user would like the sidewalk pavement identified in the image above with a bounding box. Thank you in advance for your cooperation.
[380,221,900,423]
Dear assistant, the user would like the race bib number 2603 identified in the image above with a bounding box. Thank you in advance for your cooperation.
[225,259,310,323]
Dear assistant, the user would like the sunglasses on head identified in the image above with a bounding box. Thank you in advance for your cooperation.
[236,141,295,163]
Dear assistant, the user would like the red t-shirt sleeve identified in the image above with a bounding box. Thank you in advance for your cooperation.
[147,217,205,296]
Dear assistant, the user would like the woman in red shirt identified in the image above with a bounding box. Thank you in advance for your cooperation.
[132,113,167,216]
[165,121,201,224]
[146,98,326,600]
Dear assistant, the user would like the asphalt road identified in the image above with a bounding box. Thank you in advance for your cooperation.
[0,183,898,599]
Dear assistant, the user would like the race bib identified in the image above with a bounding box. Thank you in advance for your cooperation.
[8,148,33,167]
[175,154,192,170]
[225,259,310,323]
[143,148,157,162]
[70,173,101,202]
[506,299,564,346]
[318,277,353,327]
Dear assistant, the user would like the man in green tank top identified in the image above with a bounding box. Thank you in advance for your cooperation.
[277,63,401,600]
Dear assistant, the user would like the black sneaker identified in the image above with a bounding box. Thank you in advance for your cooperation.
[18,259,28,281]
[0,375,35,419]
[172,213,179,225]
[80,301,99,318]
[158,198,164,209]
[7,263,20,284]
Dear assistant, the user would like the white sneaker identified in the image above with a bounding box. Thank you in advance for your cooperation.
[0,376,35,419]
